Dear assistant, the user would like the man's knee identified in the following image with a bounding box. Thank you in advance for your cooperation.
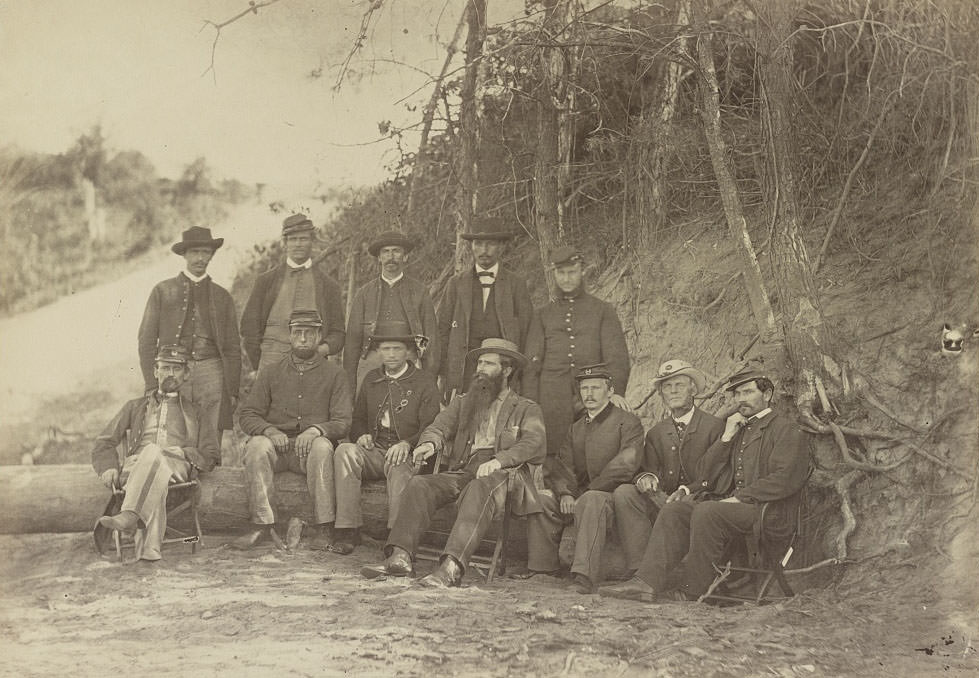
[575,489,610,516]
[244,436,274,468]
[690,501,728,531]
[332,442,360,471]
[612,483,641,510]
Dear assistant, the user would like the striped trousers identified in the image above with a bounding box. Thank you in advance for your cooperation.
[119,443,191,561]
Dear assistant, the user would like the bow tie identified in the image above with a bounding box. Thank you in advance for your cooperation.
[476,271,495,280]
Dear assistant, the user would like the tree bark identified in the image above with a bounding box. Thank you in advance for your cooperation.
[534,0,574,295]
[453,0,487,274]
[756,0,840,422]
[692,1,776,339]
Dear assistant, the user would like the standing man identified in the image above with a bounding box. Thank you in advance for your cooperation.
[137,226,241,443]
[601,368,811,602]
[525,246,631,457]
[436,217,534,399]
[612,360,725,580]
[234,309,353,549]
[241,214,345,372]
[330,321,441,554]
[528,364,644,593]
[93,345,219,562]
[343,230,439,392]
[361,338,546,587]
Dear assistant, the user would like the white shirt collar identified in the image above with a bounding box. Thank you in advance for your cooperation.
[381,272,404,286]
[183,270,208,284]
[287,257,312,270]
[586,401,612,422]
[384,363,410,380]
[672,407,695,426]
[475,262,499,278]
[750,407,773,422]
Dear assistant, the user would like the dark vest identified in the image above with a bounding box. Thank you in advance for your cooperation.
[469,277,501,345]
[377,282,411,325]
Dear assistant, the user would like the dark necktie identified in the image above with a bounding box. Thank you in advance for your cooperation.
[674,420,686,436]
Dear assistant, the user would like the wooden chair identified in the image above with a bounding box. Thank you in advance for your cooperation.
[414,450,515,583]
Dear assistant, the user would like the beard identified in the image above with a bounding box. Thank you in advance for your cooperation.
[292,345,317,360]
[159,376,180,394]
[462,372,504,424]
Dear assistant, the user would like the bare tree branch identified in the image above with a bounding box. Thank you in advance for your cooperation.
[200,0,285,83]
[333,0,387,92]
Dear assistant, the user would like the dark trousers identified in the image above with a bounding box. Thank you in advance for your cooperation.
[637,499,761,597]
[386,452,508,572]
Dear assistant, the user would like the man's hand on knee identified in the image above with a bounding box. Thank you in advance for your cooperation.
[559,494,575,515]
[295,427,321,460]
[357,433,374,450]
[264,427,289,454]
[476,458,502,478]
[384,441,411,470]
[100,468,119,490]
[412,442,435,467]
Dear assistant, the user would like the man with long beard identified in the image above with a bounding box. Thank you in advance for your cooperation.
[361,338,546,587]
[235,309,353,549]
[92,345,219,563]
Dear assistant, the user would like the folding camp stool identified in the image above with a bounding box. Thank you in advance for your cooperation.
[93,479,203,558]
[700,492,808,605]
[414,451,514,583]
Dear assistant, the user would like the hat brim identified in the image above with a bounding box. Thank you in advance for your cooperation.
[368,239,414,256]
[465,345,528,369]
[172,239,224,255]
[460,232,513,241]
[652,367,707,395]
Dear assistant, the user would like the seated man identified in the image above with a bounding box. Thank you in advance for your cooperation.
[612,360,724,579]
[602,368,811,601]
[330,321,441,554]
[93,345,219,563]
[235,309,353,549]
[530,363,644,593]
[361,338,546,587]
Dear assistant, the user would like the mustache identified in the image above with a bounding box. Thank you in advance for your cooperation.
[160,376,180,393]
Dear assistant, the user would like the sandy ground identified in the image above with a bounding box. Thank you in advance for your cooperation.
[0,531,975,677]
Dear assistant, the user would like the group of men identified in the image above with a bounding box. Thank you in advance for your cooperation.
[92,213,810,602]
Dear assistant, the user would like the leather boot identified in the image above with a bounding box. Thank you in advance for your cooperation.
[598,576,656,603]
[230,525,272,550]
[326,528,361,555]
[98,510,139,535]
[418,556,463,588]
[361,546,414,579]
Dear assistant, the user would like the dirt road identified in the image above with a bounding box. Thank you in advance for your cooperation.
[0,532,975,677]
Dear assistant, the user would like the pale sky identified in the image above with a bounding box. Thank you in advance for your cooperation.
[0,0,522,190]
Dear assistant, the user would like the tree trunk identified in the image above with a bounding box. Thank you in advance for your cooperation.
[692,0,777,340]
[453,0,486,274]
[756,0,840,422]
[635,0,690,244]
[534,0,574,295]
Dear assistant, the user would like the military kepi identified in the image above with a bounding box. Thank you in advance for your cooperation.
[575,362,612,382]
[289,308,323,328]
[726,367,768,391]
[549,245,583,267]
[156,344,190,364]
[282,213,315,236]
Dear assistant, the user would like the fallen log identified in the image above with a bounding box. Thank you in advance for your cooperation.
[0,464,390,537]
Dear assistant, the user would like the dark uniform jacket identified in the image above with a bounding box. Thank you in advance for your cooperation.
[436,267,534,396]
[137,273,242,430]
[697,410,811,538]
[545,403,644,498]
[91,394,219,475]
[343,275,440,386]
[524,289,630,400]
[239,354,352,442]
[417,389,546,516]
[350,364,440,448]
[240,263,345,369]
[638,408,725,495]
